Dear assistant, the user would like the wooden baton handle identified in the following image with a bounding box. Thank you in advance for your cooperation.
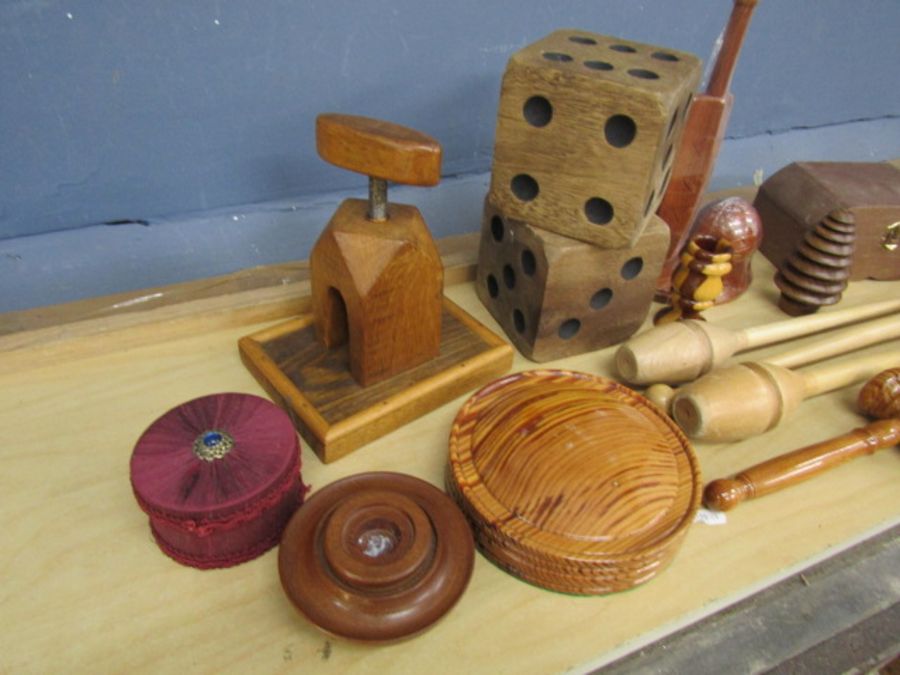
[671,347,900,441]
[645,315,900,414]
[706,0,759,98]
[703,418,900,511]
[316,113,442,185]
[766,314,900,370]
[616,298,900,385]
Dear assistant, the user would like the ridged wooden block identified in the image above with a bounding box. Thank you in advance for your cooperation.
[490,29,701,249]
[447,369,701,595]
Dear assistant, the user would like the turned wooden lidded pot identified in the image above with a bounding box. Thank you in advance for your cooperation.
[130,393,306,569]
[447,370,701,595]
[278,472,474,642]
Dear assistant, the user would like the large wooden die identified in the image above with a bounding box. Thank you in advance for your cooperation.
[476,197,669,362]
[489,30,701,249]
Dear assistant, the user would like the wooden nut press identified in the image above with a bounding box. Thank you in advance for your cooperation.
[239,114,512,463]
[312,114,444,386]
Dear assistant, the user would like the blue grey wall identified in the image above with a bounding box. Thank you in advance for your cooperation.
[1,0,899,311]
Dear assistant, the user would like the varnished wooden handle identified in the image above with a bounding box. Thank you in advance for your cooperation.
[706,0,759,98]
[704,418,900,511]
[316,113,442,185]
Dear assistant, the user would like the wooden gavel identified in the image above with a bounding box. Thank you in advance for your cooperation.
[704,368,900,511]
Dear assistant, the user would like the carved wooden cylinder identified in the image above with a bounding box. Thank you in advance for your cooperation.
[447,370,701,595]
[774,209,855,316]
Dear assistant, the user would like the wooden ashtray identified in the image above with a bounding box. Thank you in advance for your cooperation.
[447,370,701,595]
[278,472,474,642]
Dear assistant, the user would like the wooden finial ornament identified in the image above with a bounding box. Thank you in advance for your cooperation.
[774,208,856,316]
[654,235,733,325]
[704,368,900,511]
[615,298,900,385]
[670,347,900,442]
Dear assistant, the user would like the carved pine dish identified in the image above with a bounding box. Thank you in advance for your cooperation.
[447,369,701,594]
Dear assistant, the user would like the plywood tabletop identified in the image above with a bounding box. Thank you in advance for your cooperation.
[1,251,898,674]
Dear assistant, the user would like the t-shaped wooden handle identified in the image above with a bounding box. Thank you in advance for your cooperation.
[316,113,442,186]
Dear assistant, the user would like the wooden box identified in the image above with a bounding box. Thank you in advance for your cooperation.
[475,195,668,362]
[755,161,900,281]
[489,29,701,249]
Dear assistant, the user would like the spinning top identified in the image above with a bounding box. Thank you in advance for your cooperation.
[130,393,305,569]
[278,472,474,642]
[704,367,900,511]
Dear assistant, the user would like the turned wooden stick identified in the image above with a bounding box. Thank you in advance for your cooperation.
[704,368,900,511]
[616,298,900,384]
[670,346,900,442]
[645,313,900,412]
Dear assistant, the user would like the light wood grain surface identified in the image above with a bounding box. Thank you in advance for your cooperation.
[1,249,898,674]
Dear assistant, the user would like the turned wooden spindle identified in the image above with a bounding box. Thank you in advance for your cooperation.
[615,297,900,385]
[670,347,900,442]
[704,368,900,511]
[644,313,900,412]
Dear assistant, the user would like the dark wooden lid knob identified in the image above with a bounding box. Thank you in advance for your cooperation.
[278,472,474,642]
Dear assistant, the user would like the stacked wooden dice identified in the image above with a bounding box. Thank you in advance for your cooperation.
[476,30,701,361]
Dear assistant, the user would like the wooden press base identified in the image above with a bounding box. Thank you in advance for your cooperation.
[238,298,513,463]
